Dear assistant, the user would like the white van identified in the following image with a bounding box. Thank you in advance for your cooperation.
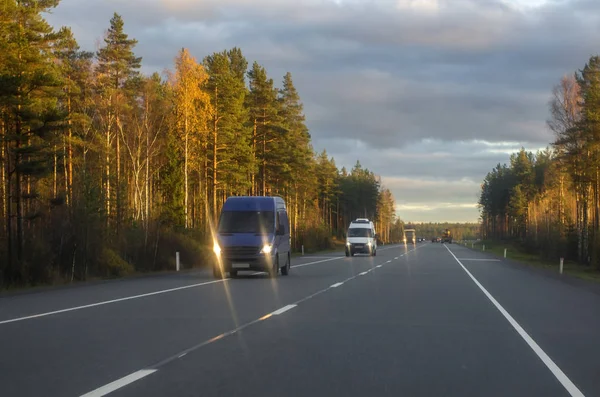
[345,218,378,257]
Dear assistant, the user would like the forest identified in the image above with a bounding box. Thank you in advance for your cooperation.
[479,54,600,270]
[411,223,480,241]
[0,1,403,287]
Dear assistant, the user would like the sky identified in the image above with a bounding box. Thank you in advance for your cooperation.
[44,0,600,223]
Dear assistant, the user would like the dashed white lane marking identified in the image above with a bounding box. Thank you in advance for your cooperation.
[80,370,157,397]
[79,245,420,397]
[271,304,297,315]
[358,271,368,276]
[330,282,344,288]
[444,245,585,397]
[376,265,382,268]
[394,257,399,260]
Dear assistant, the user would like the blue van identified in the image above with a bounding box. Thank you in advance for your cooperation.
[212,196,291,278]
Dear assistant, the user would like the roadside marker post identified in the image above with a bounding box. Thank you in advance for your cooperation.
[483,245,485,252]
[176,252,180,272]
[302,245,304,256]
[504,248,507,258]
[560,258,564,275]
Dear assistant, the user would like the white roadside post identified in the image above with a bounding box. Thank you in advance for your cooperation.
[483,245,485,252]
[560,257,564,275]
[302,245,304,256]
[504,248,507,258]
[471,243,474,249]
[176,252,180,272]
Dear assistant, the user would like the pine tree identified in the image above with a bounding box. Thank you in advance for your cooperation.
[247,62,281,195]
[0,0,65,283]
[205,49,251,220]
[95,13,142,231]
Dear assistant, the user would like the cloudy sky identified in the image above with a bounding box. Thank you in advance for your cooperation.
[45,0,600,222]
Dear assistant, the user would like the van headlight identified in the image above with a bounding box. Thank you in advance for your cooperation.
[346,241,351,246]
[261,244,273,254]
[367,242,372,247]
[213,242,221,255]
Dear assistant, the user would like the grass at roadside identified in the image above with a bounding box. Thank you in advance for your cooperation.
[465,240,600,283]
[291,239,346,257]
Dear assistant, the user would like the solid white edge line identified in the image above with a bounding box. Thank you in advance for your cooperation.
[330,282,344,288]
[1,254,356,326]
[271,304,297,315]
[291,257,343,268]
[0,279,227,325]
[79,369,157,397]
[444,245,585,397]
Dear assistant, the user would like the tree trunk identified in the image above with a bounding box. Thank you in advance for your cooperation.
[213,101,218,222]
[252,119,257,196]
[116,115,121,234]
[15,118,23,264]
[105,115,111,220]
[67,92,73,206]
[53,144,57,198]
[184,115,189,228]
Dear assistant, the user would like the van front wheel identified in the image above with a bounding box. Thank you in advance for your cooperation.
[281,254,290,276]
[269,257,279,278]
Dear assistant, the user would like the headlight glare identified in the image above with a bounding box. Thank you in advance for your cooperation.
[213,242,221,255]
[261,244,273,254]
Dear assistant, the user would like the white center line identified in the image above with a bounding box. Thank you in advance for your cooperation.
[444,245,585,397]
[330,282,344,288]
[80,370,157,397]
[271,304,297,315]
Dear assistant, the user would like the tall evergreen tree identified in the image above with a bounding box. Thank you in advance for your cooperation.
[95,13,141,231]
[0,0,64,283]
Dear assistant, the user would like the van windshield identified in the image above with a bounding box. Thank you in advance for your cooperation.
[348,228,373,238]
[218,211,274,234]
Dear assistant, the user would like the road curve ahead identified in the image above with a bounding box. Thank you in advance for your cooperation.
[1,243,600,397]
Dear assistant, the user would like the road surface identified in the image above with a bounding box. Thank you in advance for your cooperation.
[1,243,600,397]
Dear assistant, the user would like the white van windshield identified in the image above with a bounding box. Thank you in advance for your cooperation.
[348,228,373,238]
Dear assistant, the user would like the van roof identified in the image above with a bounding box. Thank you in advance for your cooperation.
[349,220,374,229]
[222,196,285,211]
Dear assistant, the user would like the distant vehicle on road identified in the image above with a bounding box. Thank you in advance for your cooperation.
[432,237,441,243]
[346,218,378,257]
[442,229,453,244]
[404,228,416,244]
[212,196,291,278]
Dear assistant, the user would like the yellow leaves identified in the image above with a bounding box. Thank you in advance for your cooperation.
[169,48,212,139]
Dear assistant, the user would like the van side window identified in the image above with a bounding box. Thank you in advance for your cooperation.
[277,211,287,233]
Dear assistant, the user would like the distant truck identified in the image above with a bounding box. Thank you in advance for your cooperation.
[403,229,416,244]
[442,229,452,244]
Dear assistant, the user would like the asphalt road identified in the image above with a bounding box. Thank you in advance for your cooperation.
[1,242,600,397]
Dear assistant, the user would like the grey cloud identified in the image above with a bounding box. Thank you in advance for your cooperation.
[43,0,598,221]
